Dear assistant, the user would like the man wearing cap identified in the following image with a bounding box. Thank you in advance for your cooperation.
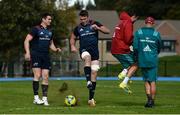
[133,17,162,107]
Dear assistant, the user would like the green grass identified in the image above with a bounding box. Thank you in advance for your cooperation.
[0,80,180,114]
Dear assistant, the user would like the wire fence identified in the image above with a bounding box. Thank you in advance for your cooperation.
[0,60,180,77]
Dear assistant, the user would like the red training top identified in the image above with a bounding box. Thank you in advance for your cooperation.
[111,11,134,54]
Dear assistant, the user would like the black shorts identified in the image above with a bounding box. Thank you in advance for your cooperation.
[80,47,99,61]
[31,54,51,70]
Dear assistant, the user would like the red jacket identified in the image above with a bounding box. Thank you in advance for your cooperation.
[111,12,133,54]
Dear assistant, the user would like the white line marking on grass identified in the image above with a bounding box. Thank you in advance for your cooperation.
[9,106,77,112]
[96,85,117,88]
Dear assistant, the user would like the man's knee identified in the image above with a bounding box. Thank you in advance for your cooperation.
[91,64,100,71]
[33,73,41,81]
[81,51,91,59]
[42,75,49,84]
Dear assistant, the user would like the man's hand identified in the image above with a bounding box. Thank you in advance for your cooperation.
[56,48,61,52]
[91,24,100,30]
[71,45,78,53]
[24,53,31,61]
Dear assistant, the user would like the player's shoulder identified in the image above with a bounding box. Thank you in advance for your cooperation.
[31,25,41,31]
[89,19,96,24]
[90,19,103,27]
[34,25,41,29]
[74,25,79,31]
[136,28,143,35]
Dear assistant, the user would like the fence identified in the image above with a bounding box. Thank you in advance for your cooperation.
[0,60,180,77]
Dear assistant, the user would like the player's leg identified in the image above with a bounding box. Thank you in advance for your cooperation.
[41,55,51,106]
[149,67,157,107]
[118,53,136,93]
[142,67,156,107]
[121,52,137,83]
[144,81,154,107]
[32,68,44,105]
[81,51,93,89]
[150,81,156,106]
[112,54,128,79]
[122,63,138,84]
[88,60,100,107]
[41,69,50,106]
[31,55,44,105]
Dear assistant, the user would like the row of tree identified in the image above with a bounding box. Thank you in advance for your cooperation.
[0,0,77,76]
[0,0,76,62]
[76,0,180,19]
[1,0,180,62]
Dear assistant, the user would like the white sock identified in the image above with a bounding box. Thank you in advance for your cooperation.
[121,69,128,75]
[122,77,129,84]
[34,95,39,100]
[42,96,47,101]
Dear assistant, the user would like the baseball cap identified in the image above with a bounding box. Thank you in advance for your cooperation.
[145,17,155,24]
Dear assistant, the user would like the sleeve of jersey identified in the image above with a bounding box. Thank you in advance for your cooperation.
[73,26,79,37]
[29,27,38,37]
[157,33,162,54]
[94,21,103,27]
[133,31,139,59]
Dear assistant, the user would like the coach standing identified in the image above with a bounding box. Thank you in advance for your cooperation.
[133,17,162,107]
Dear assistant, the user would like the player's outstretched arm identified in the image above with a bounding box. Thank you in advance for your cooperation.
[91,24,110,34]
[98,25,110,34]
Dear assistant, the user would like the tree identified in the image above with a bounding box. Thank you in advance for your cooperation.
[0,0,76,61]
[92,0,180,19]
[0,0,76,76]
[74,0,84,10]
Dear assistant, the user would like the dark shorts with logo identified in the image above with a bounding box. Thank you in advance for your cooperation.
[80,47,99,61]
[31,54,51,70]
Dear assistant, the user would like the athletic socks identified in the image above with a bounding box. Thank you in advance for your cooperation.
[41,84,49,97]
[122,76,129,84]
[84,66,91,82]
[33,81,39,95]
[147,94,152,101]
[122,69,128,75]
[89,82,96,100]
[33,81,49,100]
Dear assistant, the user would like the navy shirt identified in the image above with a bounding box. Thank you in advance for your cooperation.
[73,20,103,51]
[29,25,53,55]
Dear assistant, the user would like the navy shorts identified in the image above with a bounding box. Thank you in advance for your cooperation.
[31,54,51,70]
[80,48,99,61]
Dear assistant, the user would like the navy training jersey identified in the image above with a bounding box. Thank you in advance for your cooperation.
[73,20,103,51]
[29,25,53,55]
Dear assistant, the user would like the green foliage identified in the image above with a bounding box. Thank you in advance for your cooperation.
[91,0,180,19]
[0,0,76,61]
[74,0,83,10]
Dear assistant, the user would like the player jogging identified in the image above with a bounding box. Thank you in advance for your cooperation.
[133,17,161,107]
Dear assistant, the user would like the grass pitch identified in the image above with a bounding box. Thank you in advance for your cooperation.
[0,79,180,114]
